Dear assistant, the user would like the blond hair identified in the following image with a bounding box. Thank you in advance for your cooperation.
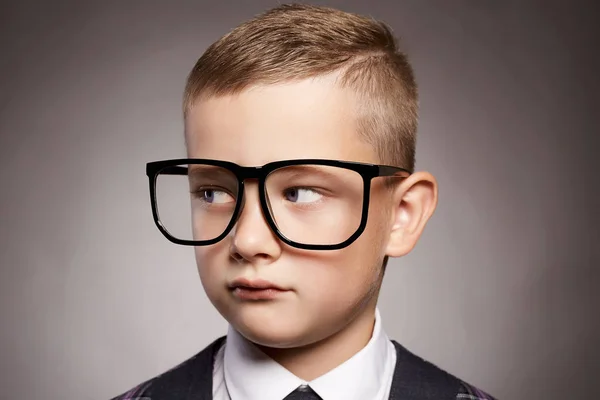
[183,3,418,171]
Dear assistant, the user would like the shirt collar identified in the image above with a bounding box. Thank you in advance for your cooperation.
[223,308,393,400]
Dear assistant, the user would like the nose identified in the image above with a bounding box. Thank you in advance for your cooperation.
[229,181,282,264]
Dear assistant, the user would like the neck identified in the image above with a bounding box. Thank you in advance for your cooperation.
[255,303,378,381]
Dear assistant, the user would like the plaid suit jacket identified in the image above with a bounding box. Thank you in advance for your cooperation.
[111,337,496,400]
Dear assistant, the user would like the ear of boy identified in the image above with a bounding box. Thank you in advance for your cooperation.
[384,171,438,257]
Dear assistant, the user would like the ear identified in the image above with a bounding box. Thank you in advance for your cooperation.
[385,171,438,257]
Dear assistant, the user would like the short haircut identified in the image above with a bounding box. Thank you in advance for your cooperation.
[183,3,418,172]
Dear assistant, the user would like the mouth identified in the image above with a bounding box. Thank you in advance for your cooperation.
[228,278,289,300]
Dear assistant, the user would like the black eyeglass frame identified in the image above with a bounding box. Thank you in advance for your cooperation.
[146,158,412,250]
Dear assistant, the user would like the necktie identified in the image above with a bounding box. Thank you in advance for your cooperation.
[283,385,322,400]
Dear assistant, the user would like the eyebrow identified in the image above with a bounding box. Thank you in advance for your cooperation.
[187,165,237,184]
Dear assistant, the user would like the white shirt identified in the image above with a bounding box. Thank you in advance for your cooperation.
[212,308,397,400]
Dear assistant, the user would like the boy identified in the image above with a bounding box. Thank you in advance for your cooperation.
[112,4,496,400]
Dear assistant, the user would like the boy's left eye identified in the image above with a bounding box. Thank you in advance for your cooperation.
[283,187,322,203]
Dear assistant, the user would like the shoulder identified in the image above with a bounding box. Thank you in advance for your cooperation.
[109,336,225,400]
[390,340,497,400]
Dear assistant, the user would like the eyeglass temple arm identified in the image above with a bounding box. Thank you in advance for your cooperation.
[378,165,412,177]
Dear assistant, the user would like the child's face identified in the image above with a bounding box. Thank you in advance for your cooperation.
[185,75,397,348]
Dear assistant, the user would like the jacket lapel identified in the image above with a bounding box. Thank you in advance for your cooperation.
[387,340,460,400]
[188,336,225,399]
[148,336,225,400]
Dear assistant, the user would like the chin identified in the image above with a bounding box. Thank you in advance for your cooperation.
[237,324,314,349]
[228,305,320,348]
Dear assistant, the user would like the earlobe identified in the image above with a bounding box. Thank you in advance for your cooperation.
[384,171,438,258]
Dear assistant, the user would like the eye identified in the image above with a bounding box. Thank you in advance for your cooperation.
[284,187,322,203]
[199,189,234,204]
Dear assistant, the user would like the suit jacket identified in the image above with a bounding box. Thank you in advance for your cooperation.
[111,337,496,400]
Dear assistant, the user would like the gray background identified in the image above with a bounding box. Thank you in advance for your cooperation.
[1,1,598,399]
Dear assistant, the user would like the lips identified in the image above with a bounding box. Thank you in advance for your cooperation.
[229,278,286,291]
[229,278,289,300]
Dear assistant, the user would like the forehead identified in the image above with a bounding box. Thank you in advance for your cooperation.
[184,76,378,166]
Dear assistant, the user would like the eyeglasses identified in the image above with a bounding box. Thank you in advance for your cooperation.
[146,158,411,250]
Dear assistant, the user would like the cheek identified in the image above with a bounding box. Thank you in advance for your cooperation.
[331,207,389,289]
[300,244,382,309]
[194,246,226,291]
[297,201,390,301]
